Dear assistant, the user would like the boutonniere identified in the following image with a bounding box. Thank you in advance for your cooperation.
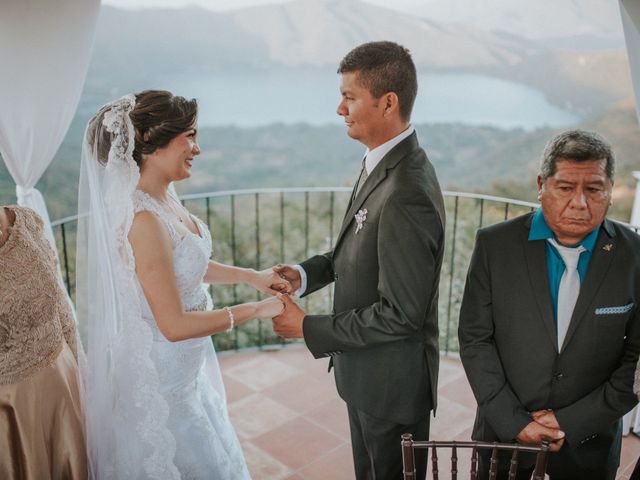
[354,208,368,234]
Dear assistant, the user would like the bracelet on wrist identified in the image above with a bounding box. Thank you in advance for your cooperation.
[224,306,235,332]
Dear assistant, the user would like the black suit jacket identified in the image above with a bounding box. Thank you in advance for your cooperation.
[459,212,640,470]
[300,132,445,424]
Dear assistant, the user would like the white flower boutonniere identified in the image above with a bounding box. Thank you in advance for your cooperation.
[354,208,368,234]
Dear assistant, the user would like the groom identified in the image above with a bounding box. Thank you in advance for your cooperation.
[272,41,445,479]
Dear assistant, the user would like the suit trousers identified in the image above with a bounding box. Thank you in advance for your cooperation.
[347,404,429,480]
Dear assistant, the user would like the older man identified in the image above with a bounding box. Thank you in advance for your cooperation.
[459,130,640,479]
[272,41,445,479]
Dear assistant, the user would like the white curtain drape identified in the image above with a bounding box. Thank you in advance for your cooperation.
[620,0,640,227]
[0,0,100,247]
[619,1,640,433]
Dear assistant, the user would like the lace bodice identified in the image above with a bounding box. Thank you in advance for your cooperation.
[132,190,213,316]
[0,206,78,385]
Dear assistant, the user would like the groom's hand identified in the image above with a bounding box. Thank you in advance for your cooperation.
[252,268,293,295]
[272,295,305,338]
[272,264,301,292]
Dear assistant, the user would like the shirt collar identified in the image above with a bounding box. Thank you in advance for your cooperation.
[528,208,600,251]
[363,125,415,175]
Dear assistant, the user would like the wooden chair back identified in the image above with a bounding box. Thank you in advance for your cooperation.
[401,433,550,480]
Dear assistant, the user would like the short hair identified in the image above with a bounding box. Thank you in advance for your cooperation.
[539,129,615,182]
[338,41,417,121]
[129,90,198,166]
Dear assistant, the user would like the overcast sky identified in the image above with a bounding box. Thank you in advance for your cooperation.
[104,0,317,11]
[102,0,416,12]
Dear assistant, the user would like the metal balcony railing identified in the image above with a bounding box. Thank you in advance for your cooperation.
[51,188,546,354]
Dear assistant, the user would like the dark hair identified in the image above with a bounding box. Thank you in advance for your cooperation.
[129,90,198,166]
[540,129,615,182]
[338,41,417,121]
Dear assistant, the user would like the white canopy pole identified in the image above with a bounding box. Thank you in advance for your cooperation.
[0,0,100,248]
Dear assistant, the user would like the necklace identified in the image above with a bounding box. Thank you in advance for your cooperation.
[157,195,186,224]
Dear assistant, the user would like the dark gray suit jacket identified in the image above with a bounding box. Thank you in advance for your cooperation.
[459,213,640,469]
[300,132,445,425]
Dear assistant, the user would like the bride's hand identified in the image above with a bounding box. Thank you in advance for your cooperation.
[249,268,293,295]
[255,295,286,319]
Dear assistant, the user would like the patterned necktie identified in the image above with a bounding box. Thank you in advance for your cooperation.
[354,157,368,200]
[548,238,586,351]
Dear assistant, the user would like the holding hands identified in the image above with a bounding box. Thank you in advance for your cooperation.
[245,262,307,337]
[270,264,306,338]
[249,268,294,295]
[251,293,306,338]
[254,296,286,319]
[272,264,301,292]
[272,294,306,338]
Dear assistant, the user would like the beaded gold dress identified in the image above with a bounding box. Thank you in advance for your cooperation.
[0,206,86,480]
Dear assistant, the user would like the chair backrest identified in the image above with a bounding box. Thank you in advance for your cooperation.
[401,433,550,480]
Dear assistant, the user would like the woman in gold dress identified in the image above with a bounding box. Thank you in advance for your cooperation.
[0,205,87,479]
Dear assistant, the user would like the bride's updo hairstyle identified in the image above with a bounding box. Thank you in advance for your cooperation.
[86,90,197,167]
[129,90,198,167]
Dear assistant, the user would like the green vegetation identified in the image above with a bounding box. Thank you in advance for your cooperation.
[2,101,636,224]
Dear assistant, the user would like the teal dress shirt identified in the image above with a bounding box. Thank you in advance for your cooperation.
[528,208,600,324]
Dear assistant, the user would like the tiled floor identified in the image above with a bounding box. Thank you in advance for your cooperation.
[220,344,640,479]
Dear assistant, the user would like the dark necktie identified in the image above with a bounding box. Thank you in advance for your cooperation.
[353,157,368,201]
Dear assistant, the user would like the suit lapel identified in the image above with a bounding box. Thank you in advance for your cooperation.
[523,216,558,352]
[333,132,419,251]
[335,164,388,248]
[561,220,617,352]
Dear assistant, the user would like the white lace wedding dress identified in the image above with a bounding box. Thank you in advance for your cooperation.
[132,190,251,480]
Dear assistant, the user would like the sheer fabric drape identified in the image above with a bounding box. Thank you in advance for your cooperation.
[0,0,100,247]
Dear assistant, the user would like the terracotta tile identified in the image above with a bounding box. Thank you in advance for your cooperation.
[223,374,256,403]
[300,357,335,381]
[305,397,352,441]
[228,393,297,440]
[271,345,334,381]
[296,444,355,480]
[438,375,477,410]
[225,354,301,391]
[455,426,475,442]
[263,373,337,414]
[438,356,466,388]
[269,344,312,361]
[252,416,345,471]
[241,441,293,480]
[430,399,476,440]
[219,349,260,369]
[426,446,474,479]
[218,349,640,479]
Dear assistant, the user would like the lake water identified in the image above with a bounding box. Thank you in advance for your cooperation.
[155,69,579,131]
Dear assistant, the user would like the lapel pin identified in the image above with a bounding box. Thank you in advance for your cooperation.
[603,243,613,251]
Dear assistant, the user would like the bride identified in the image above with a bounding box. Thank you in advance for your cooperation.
[76,90,288,479]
